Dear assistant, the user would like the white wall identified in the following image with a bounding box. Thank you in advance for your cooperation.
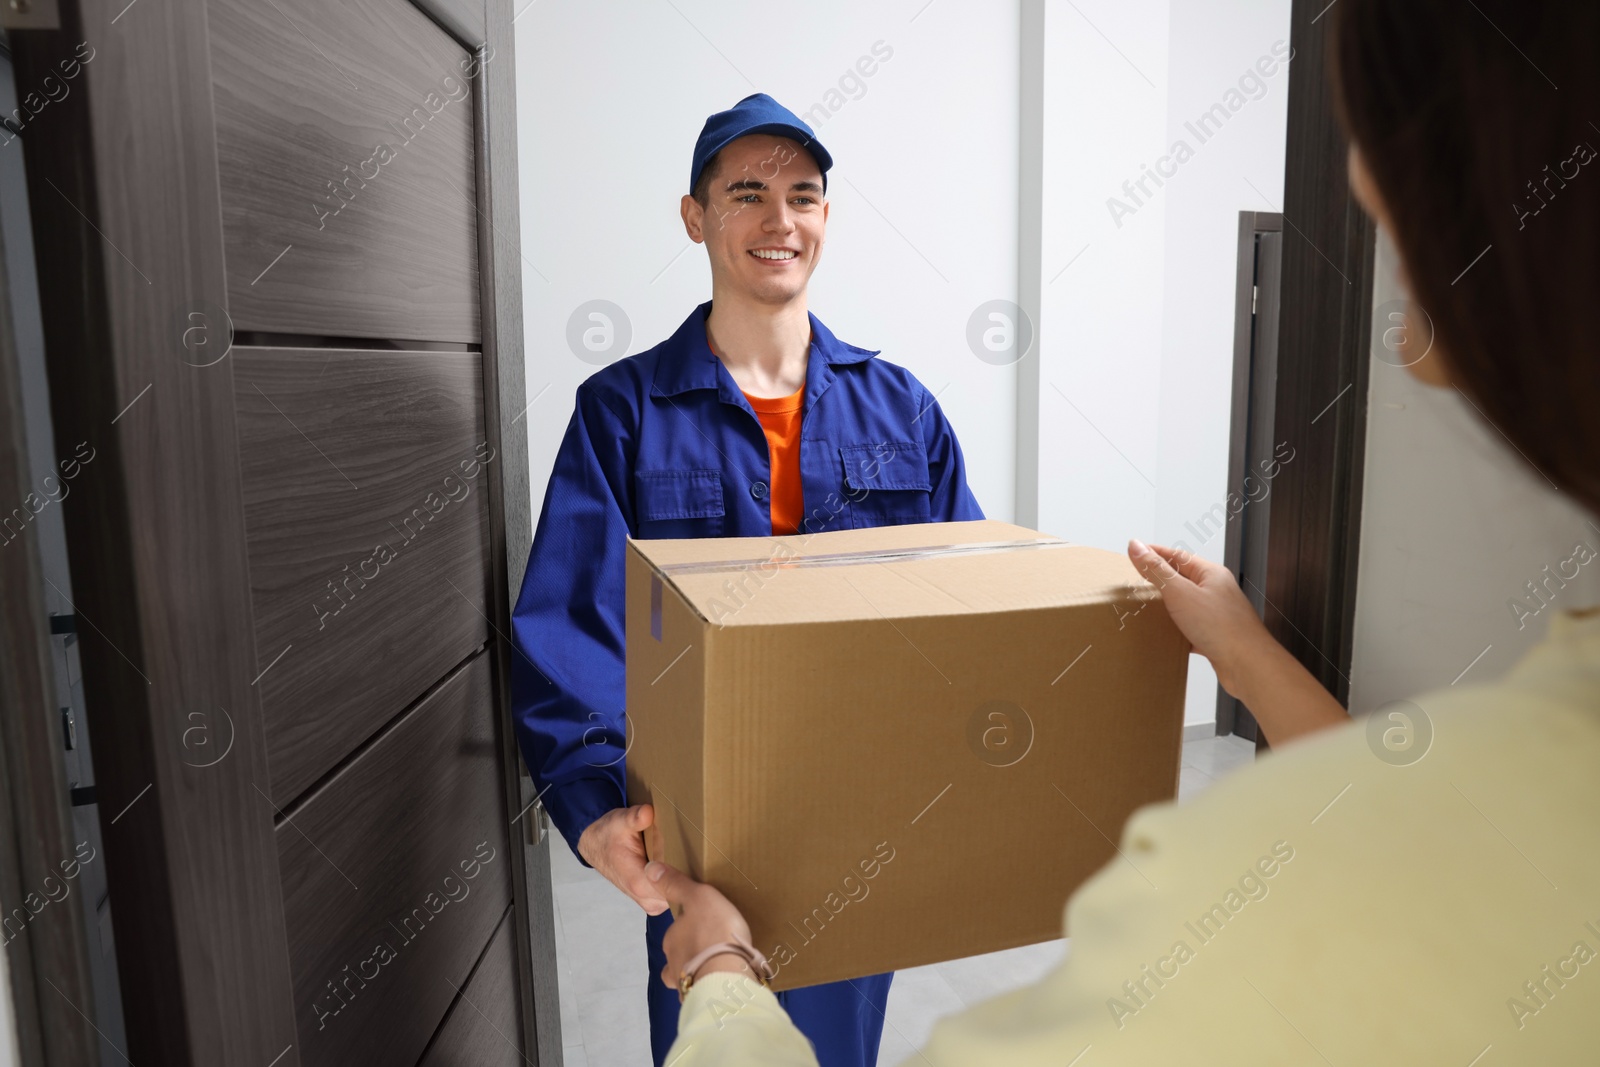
[1031,0,1291,726]
[1153,3,1292,725]
[516,0,1293,730]
[1033,0,1169,556]
[514,0,1019,522]
[1347,230,1600,712]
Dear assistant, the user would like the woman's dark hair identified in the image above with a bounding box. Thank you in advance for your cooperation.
[1332,0,1600,515]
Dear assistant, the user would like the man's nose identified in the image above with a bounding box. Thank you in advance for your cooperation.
[763,199,796,233]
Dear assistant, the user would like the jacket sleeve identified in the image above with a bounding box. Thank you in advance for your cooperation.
[917,383,985,522]
[665,974,820,1066]
[509,383,636,861]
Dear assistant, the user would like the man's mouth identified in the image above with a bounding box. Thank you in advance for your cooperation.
[749,249,799,261]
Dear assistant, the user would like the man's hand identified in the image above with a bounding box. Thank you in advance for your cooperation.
[647,862,756,989]
[577,803,669,915]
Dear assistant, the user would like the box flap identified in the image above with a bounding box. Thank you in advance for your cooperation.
[627,518,1038,568]
[628,520,1160,626]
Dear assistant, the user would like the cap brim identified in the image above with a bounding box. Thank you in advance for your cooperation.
[698,123,832,189]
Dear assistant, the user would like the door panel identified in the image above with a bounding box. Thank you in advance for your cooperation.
[10,2,301,1061]
[233,346,492,804]
[209,0,481,342]
[278,652,511,1067]
[418,906,526,1067]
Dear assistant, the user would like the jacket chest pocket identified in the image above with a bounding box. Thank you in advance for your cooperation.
[634,469,725,539]
[840,441,932,529]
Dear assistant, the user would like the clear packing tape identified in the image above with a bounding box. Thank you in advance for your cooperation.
[655,536,1073,576]
[647,538,1075,639]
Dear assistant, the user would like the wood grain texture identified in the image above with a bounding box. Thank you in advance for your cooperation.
[0,150,99,1067]
[417,906,525,1067]
[1265,0,1375,728]
[412,0,486,47]
[278,651,511,1067]
[14,2,302,1062]
[208,0,481,342]
[232,346,493,805]
[474,1,561,1057]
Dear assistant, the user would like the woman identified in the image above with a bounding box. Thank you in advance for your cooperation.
[647,1,1600,1061]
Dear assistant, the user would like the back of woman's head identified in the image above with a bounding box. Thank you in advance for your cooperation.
[1333,1,1600,514]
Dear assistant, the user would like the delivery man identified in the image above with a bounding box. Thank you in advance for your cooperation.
[509,93,984,1067]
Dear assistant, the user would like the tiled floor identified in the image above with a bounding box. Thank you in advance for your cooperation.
[551,732,1258,1066]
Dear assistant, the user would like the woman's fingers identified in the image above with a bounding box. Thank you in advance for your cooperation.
[1128,539,1185,587]
[1145,542,1213,583]
[645,860,693,908]
[652,863,755,988]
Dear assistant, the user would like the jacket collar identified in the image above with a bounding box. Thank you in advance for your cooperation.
[649,301,879,399]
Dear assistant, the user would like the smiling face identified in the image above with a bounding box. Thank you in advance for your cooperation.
[681,133,828,307]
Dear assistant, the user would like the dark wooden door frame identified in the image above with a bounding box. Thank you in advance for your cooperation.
[407,3,562,1063]
[1256,0,1377,748]
[462,9,568,1065]
[0,148,100,1067]
[1219,211,1283,742]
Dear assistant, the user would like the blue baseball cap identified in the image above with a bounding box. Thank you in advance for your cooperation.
[689,92,833,196]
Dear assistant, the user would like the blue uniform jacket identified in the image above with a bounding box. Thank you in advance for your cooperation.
[510,301,985,857]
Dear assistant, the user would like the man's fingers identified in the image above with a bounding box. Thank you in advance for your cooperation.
[626,803,655,830]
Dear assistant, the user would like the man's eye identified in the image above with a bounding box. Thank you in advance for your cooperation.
[792,197,815,205]
[735,193,760,203]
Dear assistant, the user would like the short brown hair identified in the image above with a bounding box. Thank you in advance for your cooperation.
[1333,0,1600,515]
[691,150,721,208]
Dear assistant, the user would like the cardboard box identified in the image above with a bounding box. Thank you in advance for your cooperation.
[625,519,1189,991]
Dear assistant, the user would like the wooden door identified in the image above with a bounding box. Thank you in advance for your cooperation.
[10,0,559,1063]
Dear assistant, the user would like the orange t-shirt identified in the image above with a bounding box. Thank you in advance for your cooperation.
[742,384,805,536]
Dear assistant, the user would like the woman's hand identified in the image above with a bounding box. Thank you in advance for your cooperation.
[1126,540,1274,693]
[1127,539,1349,745]
[648,861,758,988]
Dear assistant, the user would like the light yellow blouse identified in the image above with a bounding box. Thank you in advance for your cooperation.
[667,609,1600,1064]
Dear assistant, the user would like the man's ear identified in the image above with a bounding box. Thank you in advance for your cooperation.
[680,193,706,244]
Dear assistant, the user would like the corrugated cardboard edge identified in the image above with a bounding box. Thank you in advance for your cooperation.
[624,540,711,887]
